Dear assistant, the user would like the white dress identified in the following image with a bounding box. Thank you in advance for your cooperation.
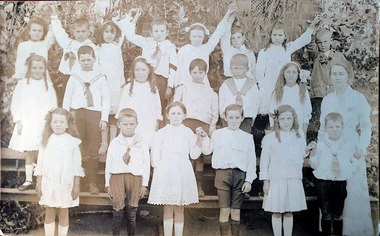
[320,86,373,236]
[148,124,201,206]
[34,133,84,208]
[9,79,57,152]
[117,82,162,147]
[260,131,307,213]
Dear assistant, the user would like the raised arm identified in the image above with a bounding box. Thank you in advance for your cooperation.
[50,4,72,48]
[124,9,148,48]
[286,15,320,54]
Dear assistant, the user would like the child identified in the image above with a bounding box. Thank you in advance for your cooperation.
[309,29,347,135]
[9,55,57,191]
[218,54,260,134]
[50,4,98,103]
[126,10,177,124]
[173,58,218,196]
[105,108,150,236]
[12,16,55,81]
[176,3,237,87]
[202,104,257,236]
[220,22,256,81]
[260,105,311,236]
[34,108,83,236]
[148,102,205,236]
[63,45,110,195]
[97,10,135,154]
[117,57,162,147]
[309,112,360,236]
[269,61,312,137]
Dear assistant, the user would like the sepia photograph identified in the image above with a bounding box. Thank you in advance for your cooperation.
[0,0,378,235]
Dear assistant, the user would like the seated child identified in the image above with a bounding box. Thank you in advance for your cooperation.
[203,104,257,236]
[219,54,260,133]
[63,45,110,195]
[105,108,150,236]
[309,112,360,236]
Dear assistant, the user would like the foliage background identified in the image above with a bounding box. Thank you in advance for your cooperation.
[0,0,378,198]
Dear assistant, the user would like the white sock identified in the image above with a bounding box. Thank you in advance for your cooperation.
[283,216,293,236]
[272,216,282,236]
[44,222,55,236]
[163,219,174,236]
[58,224,69,236]
[25,164,34,182]
[174,222,184,236]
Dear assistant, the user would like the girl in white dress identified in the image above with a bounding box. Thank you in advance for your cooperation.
[269,61,312,137]
[148,102,205,236]
[97,11,134,154]
[260,105,313,236]
[117,57,162,147]
[9,55,57,191]
[34,108,84,236]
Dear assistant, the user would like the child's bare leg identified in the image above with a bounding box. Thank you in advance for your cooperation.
[283,212,293,236]
[230,208,241,236]
[109,124,117,142]
[45,207,56,236]
[19,151,38,190]
[272,213,282,236]
[99,127,108,155]
[57,208,69,236]
[219,208,231,235]
[195,156,205,197]
[163,205,174,236]
[174,206,184,236]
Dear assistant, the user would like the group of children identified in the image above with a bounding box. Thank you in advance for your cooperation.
[8,2,373,236]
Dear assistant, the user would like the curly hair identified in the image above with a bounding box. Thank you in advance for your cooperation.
[41,108,80,148]
[273,62,307,104]
[27,17,49,41]
[128,57,156,96]
[98,21,122,45]
[264,21,288,51]
[272,105,301,142]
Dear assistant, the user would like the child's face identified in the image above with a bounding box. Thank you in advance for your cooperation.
[30,60,45,80]
[325,120,343,141]
[331,65,348,91]
[278,111,294,132]
[225,110,244,130]
[78,54,95,71]
[271,29,285,46]
[316,34,332,53]
[134,62,150,83]
[29,23,44,41]
[72,25,90,43]
[284,65,298,87]
[190,29,205,47]
[190,66,206,83]
[103,25,116,43]
[167,106,185,126]
[231,32,244,48]
[151,24,168,43]
[51,114,68,135]
[230,64,248,79]
[118,116,138,137]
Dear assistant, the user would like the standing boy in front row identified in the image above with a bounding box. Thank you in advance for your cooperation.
[105,108,150,236]
[309,112,360,236]
[63,45,110,195]
[203,104,257,236]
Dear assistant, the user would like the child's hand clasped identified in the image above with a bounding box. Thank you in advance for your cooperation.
[196,127,208,137]
[306,141,317,157]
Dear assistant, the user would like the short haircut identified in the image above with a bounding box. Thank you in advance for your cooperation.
[324,112,344,126]
[118,108,138,123]
[189,59,207,73]
[150,18,168,30]
[316,28,332,41]
[225,104,244,117]
[73,18,90,29]
[230,54,249,67]
[166,101,187,115]
[231,25,244,35]
[78,45,95,58]
[27,17,48,40]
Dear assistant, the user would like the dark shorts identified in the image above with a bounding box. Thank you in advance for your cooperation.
[215,169,246,209]
[110,173,143,210]
[317,179,347,220]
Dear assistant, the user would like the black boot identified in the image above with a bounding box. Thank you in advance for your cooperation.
[126,206,137,236]
[230,220,240,236]
[332,219,343,236]
[321,219,331,236]
[219,221,229,236]
[112,209,124,236]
